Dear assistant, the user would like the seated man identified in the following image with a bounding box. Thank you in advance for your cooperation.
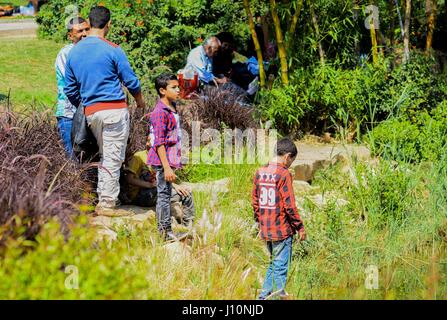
[186,36,228,87]
[121,149,195,228]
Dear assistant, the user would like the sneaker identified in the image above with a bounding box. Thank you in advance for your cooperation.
[164,231,190,242]
[95,203,133,217]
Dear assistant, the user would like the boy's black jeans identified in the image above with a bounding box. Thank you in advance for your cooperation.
[154,166,173,233]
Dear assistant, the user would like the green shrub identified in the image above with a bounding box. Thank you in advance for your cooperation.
[369,101,447,163]
[369,118,421,162]
[349,161,422,228]
[37,0,267,90]
[257,53,447,140]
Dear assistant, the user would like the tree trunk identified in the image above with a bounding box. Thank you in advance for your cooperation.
[309,0,325,65]
[243,0,266,88]
[388,0,395,48]
[353,0,361,58]
[394,0,405,41]
[270,0,289,85]
[287,0,304,51]
[425,0,437,54]
[403,0,411,63]
[369,2,379,65]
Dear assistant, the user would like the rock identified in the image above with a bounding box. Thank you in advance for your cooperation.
[290,142,371,182]
[90,206,156,231]
[163,242,192,263]
[291,159,330,182]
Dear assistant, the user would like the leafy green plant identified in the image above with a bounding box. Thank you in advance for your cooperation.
[37,0,266,90]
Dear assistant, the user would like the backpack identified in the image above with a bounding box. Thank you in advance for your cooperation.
[71,104,99,162]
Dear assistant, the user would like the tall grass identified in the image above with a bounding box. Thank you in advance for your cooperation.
[0,106,445,298]
[0,148,445,299]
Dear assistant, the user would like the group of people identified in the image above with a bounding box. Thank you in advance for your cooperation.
[55,5,305,300]
[56,6,193,241]
[185,33,265,100]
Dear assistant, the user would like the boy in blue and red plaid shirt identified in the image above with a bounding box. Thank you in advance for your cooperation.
[252,138,306,299]
[147,73,195,242]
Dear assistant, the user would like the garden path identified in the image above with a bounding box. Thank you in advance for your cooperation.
[0,18,37,39]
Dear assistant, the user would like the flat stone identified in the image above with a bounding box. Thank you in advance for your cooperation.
[90,206,156,230]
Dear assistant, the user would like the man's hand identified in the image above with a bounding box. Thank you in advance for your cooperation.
[133,90,146,109]
[136,97,146,109]
[173,184,192,197]
[213,77,228,86]
[164,167,177,182]
[298,229,306,242]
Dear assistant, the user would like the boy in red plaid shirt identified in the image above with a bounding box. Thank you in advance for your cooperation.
[252,138,306,299]
[147,73,194,242]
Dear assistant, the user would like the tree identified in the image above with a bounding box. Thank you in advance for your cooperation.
[243,0,266,88]
[403,0,411,63]
[367,2,379,65]
[270,0,289,85]
[308,0,325,65]
[425,0,437,54]
[286,0,304,51]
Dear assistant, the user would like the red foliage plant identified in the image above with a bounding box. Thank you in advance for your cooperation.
[0,111,93,247]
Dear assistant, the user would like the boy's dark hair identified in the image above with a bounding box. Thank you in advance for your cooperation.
[89,6,110,29]
[155,73,178,97]
[67,17,86,31]
[275,138,298,158]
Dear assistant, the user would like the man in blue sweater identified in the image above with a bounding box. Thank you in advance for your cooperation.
[65,6,146,216]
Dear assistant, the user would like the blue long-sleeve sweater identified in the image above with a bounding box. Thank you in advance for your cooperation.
[64,36,141,115]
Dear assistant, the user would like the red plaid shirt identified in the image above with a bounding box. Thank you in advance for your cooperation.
[252,162,305,241]
[147,100,182,169]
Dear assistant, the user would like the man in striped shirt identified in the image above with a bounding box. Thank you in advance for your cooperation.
[55,16,89,157]
[252,138,306,299]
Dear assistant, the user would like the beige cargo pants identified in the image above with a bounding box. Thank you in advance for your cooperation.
[87,108,129,207]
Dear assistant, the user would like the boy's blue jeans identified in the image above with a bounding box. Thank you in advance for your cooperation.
[57,116,73,157]
[154,166,173,233]
[259,236,293,300]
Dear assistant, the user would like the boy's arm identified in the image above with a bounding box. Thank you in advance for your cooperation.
[156,145,176,182]
[251,172,260,223]
[150,110,176,182]
[279,172,305,238]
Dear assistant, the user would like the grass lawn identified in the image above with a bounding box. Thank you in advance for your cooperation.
[0,37,63,110]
